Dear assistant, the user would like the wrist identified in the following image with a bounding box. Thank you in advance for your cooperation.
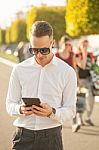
[47,107,56,118]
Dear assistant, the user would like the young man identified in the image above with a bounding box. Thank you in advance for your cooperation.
[6,21,77,150]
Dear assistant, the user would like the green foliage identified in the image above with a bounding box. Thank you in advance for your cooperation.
[91,63,99,75]
[66,0,99,37]
[26,8,37,40]
[5,27,11,44]
[0,28,6,44]
[11,19,27,43]
[27,6,66,41]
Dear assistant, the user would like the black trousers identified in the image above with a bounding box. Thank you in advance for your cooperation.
[12,126,63,150]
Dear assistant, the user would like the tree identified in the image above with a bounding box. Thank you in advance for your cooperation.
[66,0,99,37]
[26,6,66,41]
[0,28,6,44]
[10,19,27,43]
[5,27,11,44]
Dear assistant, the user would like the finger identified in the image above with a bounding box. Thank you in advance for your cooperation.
[32,105,42,111]
[25,106,32,111]
[21,105,31,111]
[40,103,45,108]
[24,110,33,116]
[32,105,47,114]
[33,109,47,116]
[40,103,48,108]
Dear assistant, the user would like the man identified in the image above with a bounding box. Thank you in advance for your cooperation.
[6,21,77,150]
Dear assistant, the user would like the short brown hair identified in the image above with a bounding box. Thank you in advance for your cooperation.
[30,21,53,38]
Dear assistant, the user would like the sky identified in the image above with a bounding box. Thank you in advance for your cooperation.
[0,0,66,28]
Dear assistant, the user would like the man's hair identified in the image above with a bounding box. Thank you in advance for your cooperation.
[30,21,53,38]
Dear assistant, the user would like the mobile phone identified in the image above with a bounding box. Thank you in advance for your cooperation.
[22,98,41,107]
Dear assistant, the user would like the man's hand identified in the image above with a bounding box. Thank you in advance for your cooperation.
[20,105,33,116]
[32,103,53,117]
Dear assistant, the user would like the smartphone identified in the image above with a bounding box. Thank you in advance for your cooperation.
[22,98,41,107]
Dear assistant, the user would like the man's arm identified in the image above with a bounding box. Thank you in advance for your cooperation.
[51,68,77,124]
[6,66,22,116]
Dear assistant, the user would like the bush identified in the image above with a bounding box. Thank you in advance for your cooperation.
[26,6,66,41]
[66,0,99,37]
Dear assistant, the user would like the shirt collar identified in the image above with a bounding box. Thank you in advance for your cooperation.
[31,54,57,67]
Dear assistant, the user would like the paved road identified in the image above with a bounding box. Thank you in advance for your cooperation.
[0,61,99,150]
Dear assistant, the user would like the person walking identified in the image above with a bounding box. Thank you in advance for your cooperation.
[72,39,96,132]
[23,42,33,59]
[6,21,77,150]
[15,41,25,62]
[55,35,80,132]
[55,35,76,68]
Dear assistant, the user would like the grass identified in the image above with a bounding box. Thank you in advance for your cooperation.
[0,51,18,63]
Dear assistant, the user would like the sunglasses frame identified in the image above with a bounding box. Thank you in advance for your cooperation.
[29,47,50,55]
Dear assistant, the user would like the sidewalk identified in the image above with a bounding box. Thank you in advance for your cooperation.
[0,58,99,150]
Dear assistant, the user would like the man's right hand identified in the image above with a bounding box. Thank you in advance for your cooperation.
[20,105,33,116]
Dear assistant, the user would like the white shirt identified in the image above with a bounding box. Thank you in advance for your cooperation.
[6,55,77,130]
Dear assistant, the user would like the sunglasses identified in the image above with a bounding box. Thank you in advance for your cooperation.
[29,47,50,55]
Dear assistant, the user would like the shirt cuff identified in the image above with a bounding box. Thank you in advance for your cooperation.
[15,104,21,115]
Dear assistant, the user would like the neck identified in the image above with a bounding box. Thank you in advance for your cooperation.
[35,53,54,67]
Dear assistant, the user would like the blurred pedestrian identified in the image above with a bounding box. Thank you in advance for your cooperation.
[55,35,81,132]
[72,39,96,132]
[23,42,33,59]
[15,41,25,62]
[55,35,76,69]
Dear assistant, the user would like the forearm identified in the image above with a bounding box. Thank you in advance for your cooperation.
[50,106,76,124]
[76,55,87,69]
[6,101,21,116]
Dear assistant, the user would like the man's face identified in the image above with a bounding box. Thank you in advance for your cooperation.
[30,35,53,66]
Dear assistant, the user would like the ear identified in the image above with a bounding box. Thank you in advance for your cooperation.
[52,39,57,48]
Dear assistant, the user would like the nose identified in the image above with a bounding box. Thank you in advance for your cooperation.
[37,52,43,58]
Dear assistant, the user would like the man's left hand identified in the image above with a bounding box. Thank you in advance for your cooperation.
[32,103,52,117]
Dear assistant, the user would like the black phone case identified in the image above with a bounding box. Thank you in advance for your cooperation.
[22,98,41,107]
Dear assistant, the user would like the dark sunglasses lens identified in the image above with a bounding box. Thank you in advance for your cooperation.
[33,49,38,55]
[40,48,50,55]
[29,48,50,55]
[29,48,38,55]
